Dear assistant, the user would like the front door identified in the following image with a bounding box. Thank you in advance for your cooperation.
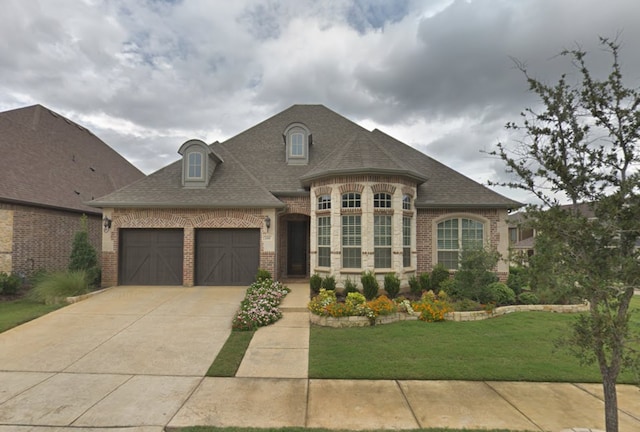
[287,220,308,276]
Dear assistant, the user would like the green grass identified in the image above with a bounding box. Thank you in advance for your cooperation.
[0,299,62,333]
[207,330,255,377]
[169,428,513,432]
[309,297,640,383]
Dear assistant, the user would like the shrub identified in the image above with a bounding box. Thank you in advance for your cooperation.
[232,279,290,331]
[0,272,21,295]
[30,270,89,304]
[453,248,499,301]
[366,295,397,317]
[322,275,337,291]
[310,273,323,294]
[408,275,421,295]
[439,277,460,299]
[255,268,272,282]
[308,289,338,316]
[361,270,379,300]
[383,273,400,299]
[69,215,100,288]
[452,298,483,311]
[411,291,452,322]
[345,292,368,315]
[418,272,431,291]
[430,265,450,291]
[507,265,528,296]
[483,282,516,306]
[518,291,540,305]
[343,277,359,295]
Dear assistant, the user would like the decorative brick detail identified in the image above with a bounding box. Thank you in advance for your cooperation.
[401,187,414,197]
[371,183,396,194]
[338,183,365,194]
[280,196,311,216]
[313,186,332,197]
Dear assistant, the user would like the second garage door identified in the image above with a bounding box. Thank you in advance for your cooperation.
[196,229,260,286]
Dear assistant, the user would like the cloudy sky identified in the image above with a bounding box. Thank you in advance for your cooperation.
[2,0,638,204]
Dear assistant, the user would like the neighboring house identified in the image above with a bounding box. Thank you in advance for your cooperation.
[0,105,144,279]
[89,105,521,287]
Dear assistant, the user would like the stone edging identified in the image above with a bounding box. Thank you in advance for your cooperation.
[310,303,589,327]
[66,287,112,304]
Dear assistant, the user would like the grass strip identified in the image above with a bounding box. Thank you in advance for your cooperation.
[206,330,255,377]
[169,428,514,432]
[0,300,61,333]
[310,297,640,383]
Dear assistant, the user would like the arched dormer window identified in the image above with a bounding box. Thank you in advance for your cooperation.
[283,123,311,165]
[178,139,223,188]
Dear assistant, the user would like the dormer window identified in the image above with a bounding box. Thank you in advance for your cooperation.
[187,152,203,179]
[178,139,224,188]
[283,123,311,165]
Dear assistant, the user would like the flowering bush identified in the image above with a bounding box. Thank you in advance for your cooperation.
[411,290,452,322]
[307,289,337,316]
[366,295,397,317]
[232,279,290,331]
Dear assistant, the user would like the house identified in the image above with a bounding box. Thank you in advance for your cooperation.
[89,105,521,288]
[0,105,144,279]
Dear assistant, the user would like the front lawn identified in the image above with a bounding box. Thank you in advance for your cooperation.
[309,296,640,383]
[0,299,61,333]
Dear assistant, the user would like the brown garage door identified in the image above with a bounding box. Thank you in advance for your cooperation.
[119,229,183,285]
[196,229,260,286]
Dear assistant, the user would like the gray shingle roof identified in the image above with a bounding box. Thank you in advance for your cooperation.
[90,104,521,209]
[0,105,144,214]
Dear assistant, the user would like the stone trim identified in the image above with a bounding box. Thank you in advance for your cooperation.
[339,183,365,194]
[371,183,397,194]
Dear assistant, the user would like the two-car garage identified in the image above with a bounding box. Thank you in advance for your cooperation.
[118,228,260,286]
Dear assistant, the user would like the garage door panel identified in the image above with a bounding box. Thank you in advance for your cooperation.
[120,229,183,285]
[196,229,259,286]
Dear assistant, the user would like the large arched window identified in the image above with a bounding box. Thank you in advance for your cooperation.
[437,218,484,270]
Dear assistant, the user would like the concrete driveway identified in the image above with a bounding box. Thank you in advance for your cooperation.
[0,286,246,430]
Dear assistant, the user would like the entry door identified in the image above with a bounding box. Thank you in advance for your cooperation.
[287,221,308,276]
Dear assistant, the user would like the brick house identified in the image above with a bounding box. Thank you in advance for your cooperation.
[90,105,520,288]
[0,105,144,279]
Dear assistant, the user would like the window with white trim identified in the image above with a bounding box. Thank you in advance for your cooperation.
[402,195,411,210]
[187,152,203,179]
[374,193,392,208]
[318,195,331,210]
[403,216,411,267]
[317,216,331,267]
[290,132,304,157]
[342,215,361,268]
[437,218,484,270]
[342,192,361,208]
[374,215,392,268]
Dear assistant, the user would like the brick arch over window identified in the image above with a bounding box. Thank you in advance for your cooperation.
[314,186,332,197]
[338,183,365,194]
[371,183,397,194]
[432,213,489,270]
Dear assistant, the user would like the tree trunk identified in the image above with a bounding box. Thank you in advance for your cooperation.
[602,374,618,432]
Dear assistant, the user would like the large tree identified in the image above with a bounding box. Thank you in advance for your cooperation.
[492,38,640,432]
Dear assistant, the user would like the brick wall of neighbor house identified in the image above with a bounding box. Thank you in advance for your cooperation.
[0,208,14,273]
[416,207,509,280]
[102,208,275,287]
[0,202,101,279]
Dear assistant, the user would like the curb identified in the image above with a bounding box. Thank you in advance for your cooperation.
[66,287,112,304]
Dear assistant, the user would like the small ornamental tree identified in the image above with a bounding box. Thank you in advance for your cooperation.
[491,37,640,432]
[69,214,100,288]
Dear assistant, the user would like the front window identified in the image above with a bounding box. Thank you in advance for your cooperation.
[342,215,361,268]
[402,195,411,210]
[342,192,361,208]
[187,152,203,179]
[290,132,304,157]
[317,216,331,267]
[403,216,411,267]
[318,195,331,210]
[374,215,392,268]
[437,218,484,270]
[374,193,392,208]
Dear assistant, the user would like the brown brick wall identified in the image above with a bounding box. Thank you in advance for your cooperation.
[0,202,101,279]
[104,208,273,287]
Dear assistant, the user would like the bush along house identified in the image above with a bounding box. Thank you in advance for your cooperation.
[89,105,520,288]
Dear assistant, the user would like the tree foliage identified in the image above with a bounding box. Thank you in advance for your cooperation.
[492,37,640,432]
[68,214,100,288]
